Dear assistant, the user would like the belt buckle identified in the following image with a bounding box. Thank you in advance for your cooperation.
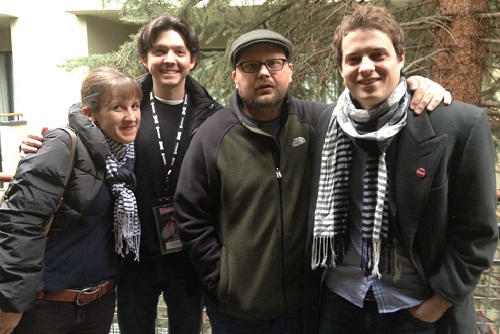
[76,286,97,306]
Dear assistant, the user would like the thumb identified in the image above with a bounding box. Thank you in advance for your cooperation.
[406,75,420,90]
[41,127,49,136]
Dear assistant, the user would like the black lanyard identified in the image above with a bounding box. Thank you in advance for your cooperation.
[149,91,188,192]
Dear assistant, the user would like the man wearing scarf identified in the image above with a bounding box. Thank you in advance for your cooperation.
[309,5,498,334]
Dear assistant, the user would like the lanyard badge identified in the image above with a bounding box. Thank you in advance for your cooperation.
[150,92,188,254]
[152,196,182,254]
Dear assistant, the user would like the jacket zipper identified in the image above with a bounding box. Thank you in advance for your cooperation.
[270,141,288,312]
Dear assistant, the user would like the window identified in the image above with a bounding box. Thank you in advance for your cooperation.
[0,52,14,115]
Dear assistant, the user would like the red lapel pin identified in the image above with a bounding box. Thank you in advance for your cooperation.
[416,168,426,178]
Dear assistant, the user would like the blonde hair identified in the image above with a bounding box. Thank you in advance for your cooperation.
[81,67,142,112]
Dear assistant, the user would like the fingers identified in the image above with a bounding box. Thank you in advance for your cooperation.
[19,139,41,158]
[407,76,426,114]
[25,134,44,143]
[443,91,452,105]
[406,75,421,91]
[18,129,46,158]
[421,82,443,112]
[22,135,43,148]
[20,143,39,154]
[409,80,448,114]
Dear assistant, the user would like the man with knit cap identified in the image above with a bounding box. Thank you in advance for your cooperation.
[174,29,450,333]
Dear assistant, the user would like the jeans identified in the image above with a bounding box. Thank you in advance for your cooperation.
[205,297,302,334]
[116,252,203,334]
[13,290,115,334]
[319,288,436,334]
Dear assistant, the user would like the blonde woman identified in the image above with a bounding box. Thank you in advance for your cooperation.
[0,67,142,334]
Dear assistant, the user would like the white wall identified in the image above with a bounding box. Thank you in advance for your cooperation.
[0,0,126,174]
[10,0,89,130]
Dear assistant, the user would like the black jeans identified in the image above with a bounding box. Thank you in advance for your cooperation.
[14,290,115,334]
[319,288,436,334]
[116,254,203,334]
[205,297,302,334]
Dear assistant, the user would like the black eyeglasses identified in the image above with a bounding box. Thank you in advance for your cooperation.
[236,59,288,73]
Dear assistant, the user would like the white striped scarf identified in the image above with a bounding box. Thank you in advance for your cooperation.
[106,138,141,261]
[312,78,409,279]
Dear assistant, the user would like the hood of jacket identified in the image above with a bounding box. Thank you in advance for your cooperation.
[68,102,108,170]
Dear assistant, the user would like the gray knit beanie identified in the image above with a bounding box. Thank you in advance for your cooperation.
[229,29,293,68]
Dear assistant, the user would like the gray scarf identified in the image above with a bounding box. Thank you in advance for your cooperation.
[105,138,141,261]
[312,78,408,279]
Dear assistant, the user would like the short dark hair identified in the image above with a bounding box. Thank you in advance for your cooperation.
[332,5,405,67]
[136,15,201,70]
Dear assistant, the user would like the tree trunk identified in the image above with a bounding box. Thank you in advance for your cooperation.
[431,0,488,104]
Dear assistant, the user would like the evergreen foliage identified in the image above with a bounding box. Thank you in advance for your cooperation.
[61,0,500,110]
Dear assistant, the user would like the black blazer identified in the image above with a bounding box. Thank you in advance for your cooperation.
[305,100,498,334]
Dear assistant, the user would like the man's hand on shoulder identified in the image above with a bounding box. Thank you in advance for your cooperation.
[407,76,452,114]
[19,127,48,158]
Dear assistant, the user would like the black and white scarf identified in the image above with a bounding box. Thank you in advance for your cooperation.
[105,138,141,261]
[312,78,409,279]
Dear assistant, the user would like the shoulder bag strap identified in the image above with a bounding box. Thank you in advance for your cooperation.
[43,127,78,234]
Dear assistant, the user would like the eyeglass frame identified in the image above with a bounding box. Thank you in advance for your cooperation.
[235,58,288,73]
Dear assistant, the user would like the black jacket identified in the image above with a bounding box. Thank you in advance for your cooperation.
[134,74,224,258]
[307,101,498,333]
[176,91,327,324]
[0,104,116,313]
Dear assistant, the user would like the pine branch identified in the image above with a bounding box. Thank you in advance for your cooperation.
[478,12,500,18]
[478,38,500,44]
[403,48,451,73]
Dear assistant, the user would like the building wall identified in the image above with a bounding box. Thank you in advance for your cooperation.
[0,28,11,50]
[0,0,131,174]
[86,16,139,54]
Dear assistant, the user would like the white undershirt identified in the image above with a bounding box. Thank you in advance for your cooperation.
[154,95,183,105]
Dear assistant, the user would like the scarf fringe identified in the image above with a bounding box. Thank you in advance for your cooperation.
[311,235,348,270]
[313,235,402,281]
[360,237,402,281]
[312,236,334,269]
[371,239,382,279]
[115,207,140,261]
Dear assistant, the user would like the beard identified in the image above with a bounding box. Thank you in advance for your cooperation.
[237,88,285,110]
